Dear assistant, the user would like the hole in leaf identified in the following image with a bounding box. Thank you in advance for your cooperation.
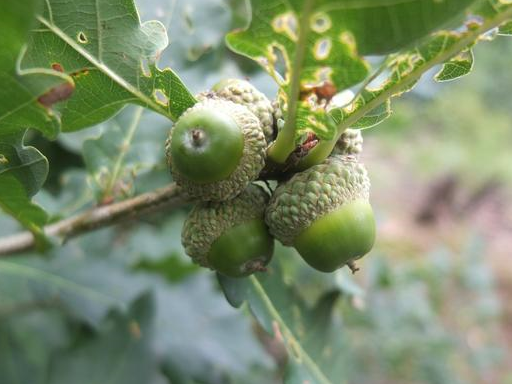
[77,31,88,44]
[269,44,289,80]
[140,58,151,77]
[331,90,355,108]
[153,89,169,106]
[314,38,331,60]
[310,12,331,33]
[272,12,298,41]
[366,68,392,92]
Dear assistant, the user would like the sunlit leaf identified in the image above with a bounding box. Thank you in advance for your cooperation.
[227,0,476,142]
[20,0,196,135]
[0,0,70,140]
[498,20,512,35]
[435,49,474,82]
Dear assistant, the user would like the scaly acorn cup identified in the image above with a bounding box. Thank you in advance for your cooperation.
[199,79,275,142]
[266,155,376,273]
[332,129,363,157]
[166,98,267,201]
[182,184,274,278]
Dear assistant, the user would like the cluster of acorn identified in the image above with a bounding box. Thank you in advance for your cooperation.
[165,79,375,278]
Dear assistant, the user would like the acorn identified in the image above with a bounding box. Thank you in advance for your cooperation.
[199,79,275,142]
[166,98,267,201]
[332,129,363,157]
[265,155,376,272]
[182,184,274,277]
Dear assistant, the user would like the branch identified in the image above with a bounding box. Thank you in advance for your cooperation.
[0,183,187,256]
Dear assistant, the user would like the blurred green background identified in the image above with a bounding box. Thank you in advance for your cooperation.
[1,1,511,383]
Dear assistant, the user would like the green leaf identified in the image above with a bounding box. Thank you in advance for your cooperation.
[0,310,70,384]
[0,132,48,197]
[218,260,345,384]
[0,0,71,139]
[137,0,235,92]
[326,4,512,136]
[155,274,273,382]
[435,49,474,82]
[331,95,392,130]
[317,0,477,55]
[0,131,51,246]
[19,0,196,135]
[0,255,149,327]
[0,175,48,248]
[228,0,476,153]
[48,294,166,384]
[329,31,472,128]
[498,20,512,35]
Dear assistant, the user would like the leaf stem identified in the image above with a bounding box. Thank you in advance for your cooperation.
[0,183,187,256]
[267,0,315,164]
[102,106,144,201]
[299,7,512,169]
[249,276,332,384]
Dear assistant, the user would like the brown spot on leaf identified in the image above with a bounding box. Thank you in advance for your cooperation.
[51,63,64,72]
[38,81,75,108]
[71,68,90,78]
[300,81,337,104]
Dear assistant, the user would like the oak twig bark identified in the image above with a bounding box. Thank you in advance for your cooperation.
[0,183,187,256]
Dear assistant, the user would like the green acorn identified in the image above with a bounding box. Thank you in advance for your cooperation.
[199,79,275,142]
[332,129,363,157]
[182,184,274,277]
[266,155,376,272]
[166,98,267,201]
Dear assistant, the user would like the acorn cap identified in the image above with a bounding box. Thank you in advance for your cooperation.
[332,129,363,157]
[265,155,370,245]
[182,184,270,268]
[166,98,267,202]
[200,79,275,142]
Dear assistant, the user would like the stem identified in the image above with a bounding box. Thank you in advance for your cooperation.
[102,106,144,201]
[0,183,186,256]
[299,7,512,169]
[267,0,315,164]
[249,276,332,384]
